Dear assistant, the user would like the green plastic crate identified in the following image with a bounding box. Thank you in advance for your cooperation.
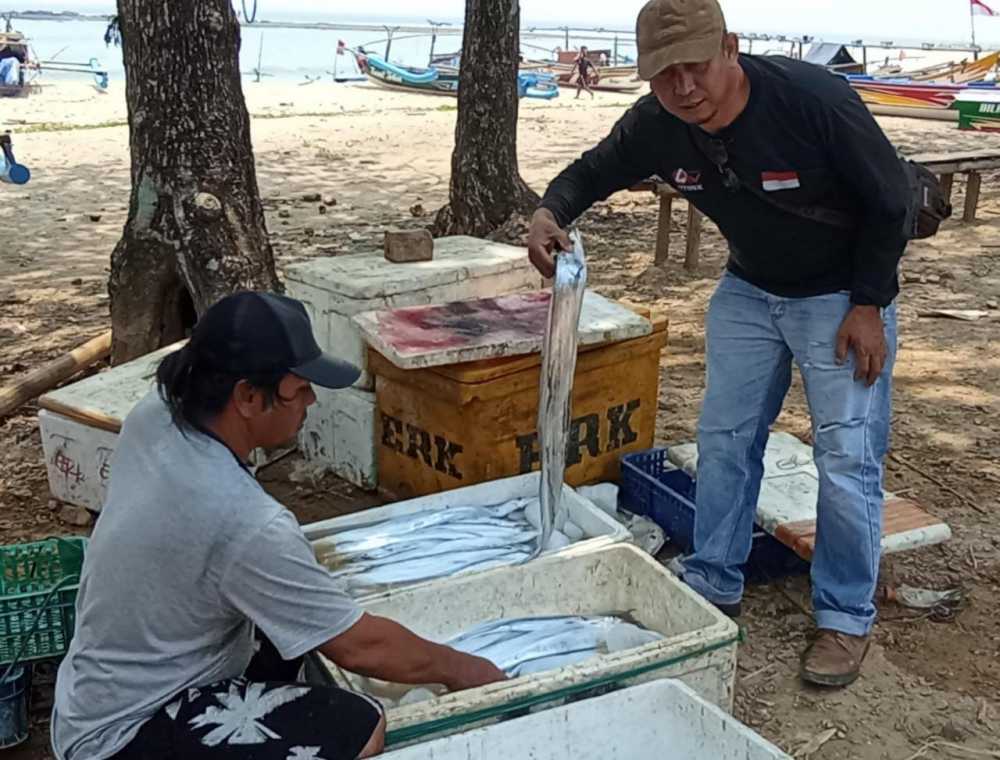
[0,537,86,667]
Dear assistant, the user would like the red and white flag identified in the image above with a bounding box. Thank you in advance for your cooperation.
[761,171,801,192]
[972,0,997,17]
[336,39,347,55]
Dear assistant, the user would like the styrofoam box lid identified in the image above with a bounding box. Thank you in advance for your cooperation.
[283,236,534,300]
[353,290,652,370]
[382,679,791,759]
[38,342,184,424]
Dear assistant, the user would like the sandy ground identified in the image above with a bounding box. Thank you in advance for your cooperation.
[2,78,1000,759]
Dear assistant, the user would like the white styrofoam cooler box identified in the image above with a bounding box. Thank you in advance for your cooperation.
[303,471,630,594]
[286,236,541,487]
[37,340,286,510]
[668,432,952,554]
[382,680,790,759]
[38,409,120,513]
[317,543,739,744]
[299,385,377,489]
[284,235,542,390]
[37,343,183,511]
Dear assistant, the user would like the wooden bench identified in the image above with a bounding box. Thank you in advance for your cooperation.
[628,180,704,270]
[909,149,1000,223]
[631,151,999,269]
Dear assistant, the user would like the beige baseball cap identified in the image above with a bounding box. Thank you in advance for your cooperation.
[636,0,727,80]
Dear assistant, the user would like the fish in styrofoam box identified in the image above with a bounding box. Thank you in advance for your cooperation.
[304,473,629,599]
[316,543,740,744]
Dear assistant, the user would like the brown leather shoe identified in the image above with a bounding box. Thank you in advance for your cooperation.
[800,629,870,687]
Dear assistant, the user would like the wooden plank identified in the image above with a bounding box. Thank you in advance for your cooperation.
[963,170,982,223]
[772,498,947,562]
[910,149,1000,164]
[0,330,112,419]
[909,153,1000,174]
[654,192,674,266]
[684,204,703,271]
[35,398,123,433]
[38,341,183,424]
[628,180,657,193]
[939,173,954,206]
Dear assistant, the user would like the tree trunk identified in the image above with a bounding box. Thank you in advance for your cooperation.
[431,0,539,238]
[109,0,280,364]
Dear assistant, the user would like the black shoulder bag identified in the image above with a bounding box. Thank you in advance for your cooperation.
[687,126,952,241]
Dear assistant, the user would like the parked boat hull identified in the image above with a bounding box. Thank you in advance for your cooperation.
[953,91,1000,131]
[365,62,459,97]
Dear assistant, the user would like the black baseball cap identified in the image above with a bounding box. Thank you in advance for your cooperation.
[189,291,360,389]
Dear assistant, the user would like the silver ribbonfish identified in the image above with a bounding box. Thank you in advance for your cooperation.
[313,500,542,595]
[448,615,665,677]
[351,614,665,706]
[536,230,587,554]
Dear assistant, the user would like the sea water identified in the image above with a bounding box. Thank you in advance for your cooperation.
[8,12,641,86]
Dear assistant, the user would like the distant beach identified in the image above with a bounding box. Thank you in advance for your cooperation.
[7,10,999,90]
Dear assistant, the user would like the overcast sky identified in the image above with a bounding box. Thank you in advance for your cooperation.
[9,0,1000,45]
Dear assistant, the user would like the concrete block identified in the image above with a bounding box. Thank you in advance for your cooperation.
[384,229,433,263]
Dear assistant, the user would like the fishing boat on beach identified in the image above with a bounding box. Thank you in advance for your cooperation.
[0,28,109,97]
[953,88,1000,131]
[907,50,1000,83]
[364,54,558,99]
[0,30,34,96]
[365,54,460,96]
[848,77,997,121]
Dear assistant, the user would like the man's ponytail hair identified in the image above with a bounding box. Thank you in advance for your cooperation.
[155,344,283,431]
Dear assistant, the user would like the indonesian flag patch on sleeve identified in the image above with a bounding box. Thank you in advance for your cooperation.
[761,171,801,191]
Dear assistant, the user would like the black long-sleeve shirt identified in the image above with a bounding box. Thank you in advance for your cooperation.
[540,54,909,307]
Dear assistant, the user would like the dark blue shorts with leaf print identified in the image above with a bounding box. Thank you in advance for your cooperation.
[111,636,382,760]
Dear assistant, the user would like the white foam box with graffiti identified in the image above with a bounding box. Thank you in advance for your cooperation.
[317,543,739,745]
[285,236,542,487]
[37,343,183,511]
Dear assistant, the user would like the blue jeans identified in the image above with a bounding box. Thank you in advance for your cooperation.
[681,272,897,636]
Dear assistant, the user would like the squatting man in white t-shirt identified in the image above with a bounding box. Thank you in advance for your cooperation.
[51,292,506,760]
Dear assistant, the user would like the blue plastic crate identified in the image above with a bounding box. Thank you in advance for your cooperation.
[620,448,809,583]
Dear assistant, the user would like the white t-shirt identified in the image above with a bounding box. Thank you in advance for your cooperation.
[51,392,362,760]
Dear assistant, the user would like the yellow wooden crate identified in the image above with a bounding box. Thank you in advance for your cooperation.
[371,315,668,500]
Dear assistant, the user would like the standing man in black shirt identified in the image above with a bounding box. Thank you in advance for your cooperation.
[528,0,909,688]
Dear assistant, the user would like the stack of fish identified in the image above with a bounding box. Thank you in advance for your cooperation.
[446,615,665,678]
[352,614,665,706]
[313,499,587,595]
